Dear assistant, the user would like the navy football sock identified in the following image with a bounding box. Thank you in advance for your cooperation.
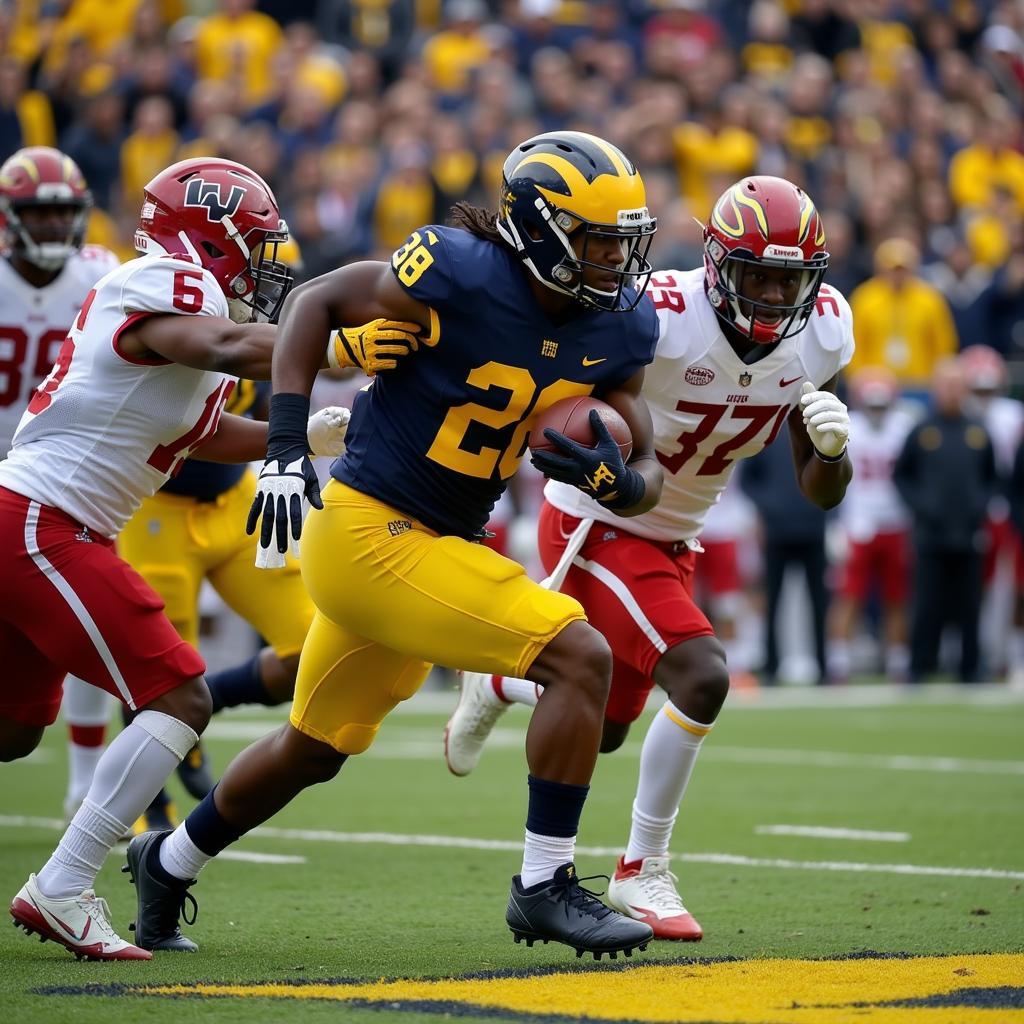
[525,774,589,838]
[207,654,267,713]
[183,787,244,857]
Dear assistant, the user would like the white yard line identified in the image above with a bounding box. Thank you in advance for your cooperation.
[0,815,1017,881]
[199,721,1024,777]
[0,815,305,865]
[755,825,910,842]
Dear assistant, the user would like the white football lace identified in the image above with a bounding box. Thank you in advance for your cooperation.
[77,890,121,941]
[634,868,688,914]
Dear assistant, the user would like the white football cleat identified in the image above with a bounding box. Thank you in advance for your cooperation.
[10,873,152,960]
[607,855,703,941]
[444,671,509,776]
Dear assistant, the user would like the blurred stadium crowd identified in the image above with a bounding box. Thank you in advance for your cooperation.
[3,0,1024,686]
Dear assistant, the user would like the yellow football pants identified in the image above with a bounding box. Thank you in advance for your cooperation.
[292,480,585,754]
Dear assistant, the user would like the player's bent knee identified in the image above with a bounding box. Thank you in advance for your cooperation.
[0,721,44,762]
[133,709,201,761]
[143,676,212,737]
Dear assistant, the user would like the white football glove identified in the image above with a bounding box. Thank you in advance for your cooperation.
[306,405,350,457]
[800,381,850,459]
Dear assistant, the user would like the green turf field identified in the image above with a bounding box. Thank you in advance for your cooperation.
[2,683,1022,1023]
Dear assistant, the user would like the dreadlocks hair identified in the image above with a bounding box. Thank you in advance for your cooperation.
[448,201,509,248]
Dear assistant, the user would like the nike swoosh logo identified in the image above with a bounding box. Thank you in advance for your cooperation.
[582,356,607,366]
[779,375,803,387]
[41,901,92,942]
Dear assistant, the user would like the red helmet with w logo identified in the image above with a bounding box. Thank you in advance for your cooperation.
[704,175,829,344]
[0,146,91,271]
[135,157,293,324]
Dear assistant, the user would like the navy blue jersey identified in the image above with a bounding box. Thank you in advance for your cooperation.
[161,379,265,501]
[334,225,658,539]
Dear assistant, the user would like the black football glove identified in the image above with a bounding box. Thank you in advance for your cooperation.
[530,409,645,510]
[246,393,323,568]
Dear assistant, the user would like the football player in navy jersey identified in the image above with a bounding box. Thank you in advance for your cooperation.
[130,132,664,959]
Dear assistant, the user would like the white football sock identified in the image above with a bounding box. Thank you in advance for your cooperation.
[624,702,712,863]
[494,676,541,707]
[520,829,576,888]
[36,711,197,899]
[160,824,214,881]
[62,675,114,811]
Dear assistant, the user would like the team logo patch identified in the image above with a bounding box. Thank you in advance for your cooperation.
[41,953,1024,1021]
[738,371,753,387]
[183,177,245,223]
[387,520,413,537]
[685,366,715,386]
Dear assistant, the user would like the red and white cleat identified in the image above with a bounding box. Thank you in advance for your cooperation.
[11,873,152,961]
[606,855,704,941]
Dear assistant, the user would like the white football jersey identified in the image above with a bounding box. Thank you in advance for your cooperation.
[546,268,855,542]
[840,407,917,542]
[0,254,236,538]
[0,245,120,457]
[980,395,1024,474]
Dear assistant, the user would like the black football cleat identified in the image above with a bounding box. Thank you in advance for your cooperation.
[176,743,214,800]
[506,862,653,960]
[123,830,199,952]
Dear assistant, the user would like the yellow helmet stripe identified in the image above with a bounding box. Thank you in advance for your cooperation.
[734,189,769,239]
[518,152,647,225]
[585,134,631,179]
[510,152,591,201]
[711,190,744,238]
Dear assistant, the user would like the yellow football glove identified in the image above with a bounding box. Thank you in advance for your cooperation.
[329,319,422,375]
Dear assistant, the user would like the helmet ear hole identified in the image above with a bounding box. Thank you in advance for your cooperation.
[201,241,225,259]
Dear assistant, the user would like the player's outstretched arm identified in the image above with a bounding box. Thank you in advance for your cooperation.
[119,315,278,378]
[787,375,852,509]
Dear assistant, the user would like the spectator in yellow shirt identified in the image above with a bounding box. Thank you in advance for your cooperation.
[421,0,492,98]
[119,95,179,211]
[948,99,1024,214]
[849,238,959,392]
[195,0,284,109]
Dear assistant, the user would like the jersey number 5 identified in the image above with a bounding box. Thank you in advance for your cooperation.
[428,362,591,480]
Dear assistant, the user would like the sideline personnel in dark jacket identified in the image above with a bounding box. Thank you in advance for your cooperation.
[894,359,996,682]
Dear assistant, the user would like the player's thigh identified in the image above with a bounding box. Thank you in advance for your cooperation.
[0,492,205,712]
[290,609,430,755]
[301,482,585,680]
[118,492,205,647]
[538,503,713,682]
[0,616,66,729]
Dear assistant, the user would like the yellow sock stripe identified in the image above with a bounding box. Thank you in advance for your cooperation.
[662,703,713,737]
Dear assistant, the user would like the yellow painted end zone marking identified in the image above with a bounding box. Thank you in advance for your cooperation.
[142,953,1024,1024]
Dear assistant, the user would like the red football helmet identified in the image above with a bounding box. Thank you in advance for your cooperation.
[704,175,829,344]
[958,344,1007,393]
[135,157,293,324]
[0,146,91,272]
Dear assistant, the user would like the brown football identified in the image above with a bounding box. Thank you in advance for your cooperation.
[529,396,633,461]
